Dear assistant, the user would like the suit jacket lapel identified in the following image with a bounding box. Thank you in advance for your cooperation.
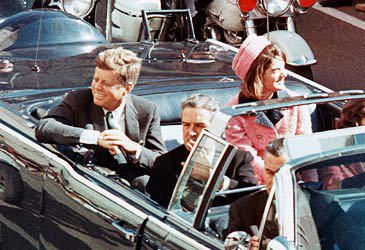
[255,111,275,129]
[90,102,106,132]
[255,90,289,129]
[125,95,140,142]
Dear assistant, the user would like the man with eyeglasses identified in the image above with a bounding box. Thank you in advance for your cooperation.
[36,47,166,182]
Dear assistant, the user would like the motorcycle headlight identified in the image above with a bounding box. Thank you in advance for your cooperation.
[295,0,316,10]
[261,0,291,16]
[61,0,96,19]
[238,0,258,12]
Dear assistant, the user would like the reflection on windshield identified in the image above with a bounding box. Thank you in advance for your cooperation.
[297,152,365,191]
[169,134,226,223]
[0,27,18,51]
[296,152,365,249]
[181,137,221,211]
[0,0,33,19]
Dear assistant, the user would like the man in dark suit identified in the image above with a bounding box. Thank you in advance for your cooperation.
[35,47,166,181]
[146,94,258,208]
[228,139,365,250]
[226,138,287,247]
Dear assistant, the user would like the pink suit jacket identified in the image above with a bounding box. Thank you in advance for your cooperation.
[225,89,312,184]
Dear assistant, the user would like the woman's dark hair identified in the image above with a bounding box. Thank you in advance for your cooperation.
[240,44,286,101]
[336,99,365,128]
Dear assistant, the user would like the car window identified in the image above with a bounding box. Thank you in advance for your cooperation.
[287,132,365,160]
[295,152,365,249]
[168,130,235,227]
[296,151,365,190]
[296,184,321,250]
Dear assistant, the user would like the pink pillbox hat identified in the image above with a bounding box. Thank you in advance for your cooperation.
[232,34,271,81]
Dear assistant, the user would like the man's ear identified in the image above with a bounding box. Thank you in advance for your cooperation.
[124,83,134,94]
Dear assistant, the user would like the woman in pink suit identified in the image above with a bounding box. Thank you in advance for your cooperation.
[225,34,312,184]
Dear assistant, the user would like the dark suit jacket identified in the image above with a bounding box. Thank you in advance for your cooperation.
[35,89,166,180]
[146,145,258,208]
[227,190,271,236]
[228,187,365,249]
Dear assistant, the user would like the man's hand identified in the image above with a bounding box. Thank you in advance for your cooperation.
[191,163,210,181]
[99,129,141,155]
[97,133,115,151]
[249,235,259,250]
[190,147,215,181]
[185,138,196,152]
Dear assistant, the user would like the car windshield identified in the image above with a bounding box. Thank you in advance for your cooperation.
[295,151,365,249]
[165,98,365,232]
[168,130,235,226]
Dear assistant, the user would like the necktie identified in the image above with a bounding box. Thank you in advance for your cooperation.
[106,111,118,129]
[105,111,127,164]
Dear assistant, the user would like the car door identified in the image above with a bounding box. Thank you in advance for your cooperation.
[141,214,217,249]
[0,112,48,249]
[0,104,150,249]
[140,130,234,249]
[269,128,365,250]
[39,154,150,249]
[293,150,365,250]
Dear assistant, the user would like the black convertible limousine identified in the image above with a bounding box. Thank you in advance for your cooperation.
[0,8,364,250]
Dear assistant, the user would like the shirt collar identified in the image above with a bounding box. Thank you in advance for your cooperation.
[103,96,127,117]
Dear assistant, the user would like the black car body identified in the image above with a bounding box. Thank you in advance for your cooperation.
[0,10,241,249]
[0,9,364,250]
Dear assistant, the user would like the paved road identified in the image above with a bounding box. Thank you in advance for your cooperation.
[296,3,365,91]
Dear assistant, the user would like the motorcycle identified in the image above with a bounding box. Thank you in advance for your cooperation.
[30,0,316,79]
[160,0,316,79]
[31,0,103,30]
[203,0,317,79]
[31,0,165,41]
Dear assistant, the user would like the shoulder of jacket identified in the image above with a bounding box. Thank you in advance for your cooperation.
[165,145,186,157]
[130,94,154,103]
[65,88,92,100]
[130,94,157,110]
[235,149,254,162]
